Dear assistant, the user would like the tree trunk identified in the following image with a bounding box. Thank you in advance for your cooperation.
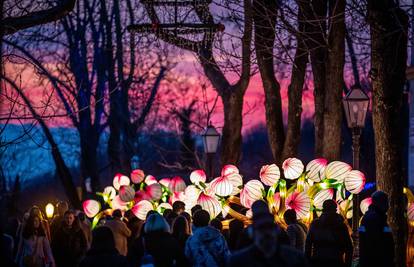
[321,0,345,161]
[368,1,408,266]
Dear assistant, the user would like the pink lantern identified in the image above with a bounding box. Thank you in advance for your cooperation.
[113,173,130,190]
[325,161,352,182]
[119,185,135,202]
[190,170,207,185]
[131,169,145,184]
[144,175,157,185]
[170,191,185,204]
[158,202,173,213]
[312,189,334,210]
[260,164,280,186]
[282,158,304,180]
[131,200,153,220]
[184,185,200,203]
[360,197,372,215]
[221,165,239,177]
[240,180,264,208]
[146,183,162,201]
[272,192,281,212]
[227,173,243,195]
[345,170,366,194]
[197,192,221,219]
[285,191,311,219]
[211,176,233,197]
[339,200,352,219]
[103,186,116,200]
[306,158,328,182]
[246,209,253,218]
[408,203,414,221]
[168,176,186,192]
[159,178,171,188]
[134,190,151,203]
[83,200,101,218]
[112,195,128,211]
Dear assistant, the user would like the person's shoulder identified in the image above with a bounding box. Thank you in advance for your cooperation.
[228,245,254,265]
[279,245,307,263]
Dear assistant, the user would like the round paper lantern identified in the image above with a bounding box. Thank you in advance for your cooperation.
[408,203,414,221]
[169,176,186,192]
[212,176,233,197]
[185,185,200,203]
[360,197,372,215]
[221,165,239,177]
[144,175,157,185]
[146,183,162,200]
[345,170,366,194]
[260,164,280,186]
[282,158,304,180]
[312,189,334,210]
[158,202,173,213]
[285,191,311,219]
[240,180,264,208]
[134,190,151,203]
[306,158,328,182]
[246,209,253,218]
[132,200,153,220]
[112,195,128,211]
[339,200,352,219]
[227,173,243,195]
[159,178,170,188]
[103,186,116,200]
[190,170,206,185]
[131,169,145,184]
[113,174,130,190]
[119,185,135,202]
[83,200,100,218]
[170,191,185,204]
[325,161,352,182]
[197,192,221,219]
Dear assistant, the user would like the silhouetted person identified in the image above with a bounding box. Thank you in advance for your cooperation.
[305,200,353,267]
[80,226,129,267]
[210,218,223,232]
[171,215,191,251]
[191,205,202,216]
[284,209,307,252]
[185,210,230,267]
[77,212,92,250]
[104,209,131,256]
[167,201,185,225]
[228,200,307,267]
[359,191,394,267]
[51,201,68,239]
[227,219,244,251]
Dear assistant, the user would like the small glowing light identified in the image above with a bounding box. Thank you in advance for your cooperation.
[45,203,54,219]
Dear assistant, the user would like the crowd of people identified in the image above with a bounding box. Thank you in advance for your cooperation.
[0,190,395,267]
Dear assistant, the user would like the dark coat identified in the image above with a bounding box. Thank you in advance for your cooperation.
[228,244,308,267]
[51,225,87,267]
[305,213,353,267]
[80,248,129,267]
[359,205,394,267]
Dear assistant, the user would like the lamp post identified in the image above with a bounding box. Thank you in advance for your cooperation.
[342,85,369,233]
[45,203,55,220]
[202,124,220,181]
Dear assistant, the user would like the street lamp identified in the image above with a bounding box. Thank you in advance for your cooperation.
[343,85,369,233]
[202,124,220,180]
[45,203,55,220]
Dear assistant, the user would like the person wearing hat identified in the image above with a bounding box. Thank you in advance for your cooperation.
[359,191,394,267]
[228,200,308,267]
[304,199,353,267]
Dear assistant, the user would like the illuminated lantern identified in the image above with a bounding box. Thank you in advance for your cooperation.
[119,185,135,202]
[169,176,186,192]
[103,186,116,200]
[144,175,157,185]
[113,174,130,190]
[146,183,162,201]
[360,197,372,215]
[134,190,151,203]
[170,191,185,204]
[339,200,352,219]
[312,189,334,210]
[132,200,153,220]
[197,192,221,219]
[227,173,243,195]
[408,203,414,221]
[45,203,54,219]
[131,169,145,184]
[344,170,366,194]
[282,158,304,180]
[240,180,264,208]
[212,176,233,197]
[190,170,207,185]
[325,161,352,182]
[260,164,280,186]
[246,209,253,218]
[83,200,101,218]
[285,191,311,219]
[221,165,239,177]
[306,158,327,182]
[272,192,281,212]
[185,185,200,204]
[159,178,171,188]
[158,202,173,213]
[112,195,128,211]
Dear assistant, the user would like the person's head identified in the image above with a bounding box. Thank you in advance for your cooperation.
[251,200,278,258]
[171,215,190,236]
[57,201,69,216]
[29,206,44,220]
[371,191,389,213]
[144,213,170,233]
[112,209,122,219]
[322,199,337,214]
[229,219,244,235]
[163,209,173,220]
[23,215,45,239]
[146,210,158,220]
[191,205,202,216]
[192,210,210,228]
[172,201,185,215]
[283,209,297,225]
[64,210,76,227]
[209,218,223,231]
[90,226,116,253]
[181,211,191,225]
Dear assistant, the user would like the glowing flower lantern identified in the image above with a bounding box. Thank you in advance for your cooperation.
[240,180,264,208]
[271,192,281,212]
[45,203,54,219]
[339,199,352,219]
[83,200,101,218]
[325,161,352,182]
[260,164,280,186]
[169,176,186,192]
[103,186,116,201]
[131,169,145,184]
[146,183,162,200]
[158,202,173,213]
[113,173,130,190]
[211,176,233,197]
[360,197,372,215]
[119,185,135,202]
[227,173,243,195]
[344,170,366,194]
[221,165,239,177]
[185,185,200,204]
[282,158,304,180]
[197,192,221,219]
[306,158,327,182]
[112,195,128,211]
[134,190,151,203]
[159,178,171,188]
[170,191,185,204]
[190,170,207,185]
[313,189,334,210]
[246,209,253,218]
[408,203,414,221]
[144,175,157,185]
[132,200,153,220]
[285,191,311,219]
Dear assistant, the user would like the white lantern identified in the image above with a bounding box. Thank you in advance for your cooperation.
[282,158,304,180]
[260,164,280,186]
[112,195,128,211]
[146,183,162,201]
[168,176,186,192]
[184,185,200,203]
[211,176,233,197]
[306,158,328,182]
[159,178,171,188]
[240,180,264,208]
[119,185,135,202]
[83,200,101,218]
[113,173,130,190]
[325,161,352,182]
[227,173,243,195]
[144,175,157,185]
[197,192,221,219]
[360,197,372,215]
[344,170,366,194]
[132,200,153,220]
[285,191,311,219]
[170,191,185,204]
[131,169,145,184]
[221,164,239,177]
[312,189,334,210]
[190,169,207,185]
[103,186,116,200]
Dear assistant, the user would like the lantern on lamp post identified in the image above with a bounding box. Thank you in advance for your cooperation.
[343,85,369,233]
[202,124,220,181]
[45,203,55,220]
